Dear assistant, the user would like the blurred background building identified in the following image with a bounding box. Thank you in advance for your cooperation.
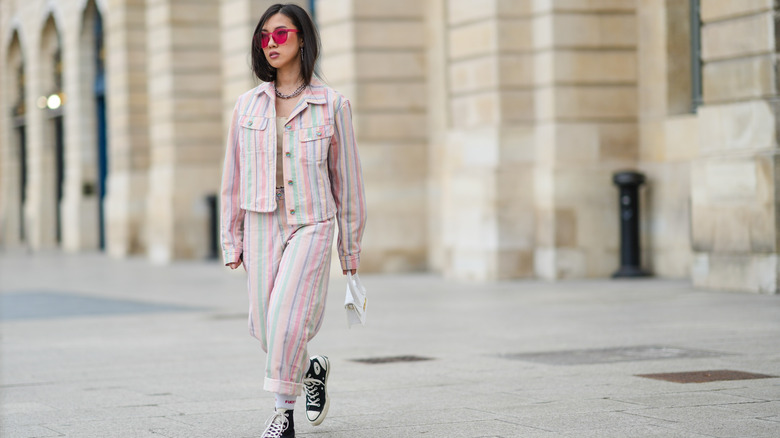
[1,0,778,293]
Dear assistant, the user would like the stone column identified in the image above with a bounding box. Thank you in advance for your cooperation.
[425,0,448,272]
[61,3,100,252]
[24,18,60,250]
[144,0,222,262]
[691,1,779,293]
[532,0,638,279]
[104,0,150,257]
[635,0,697,278]
[318,0,428,273]
[438,0,535,280]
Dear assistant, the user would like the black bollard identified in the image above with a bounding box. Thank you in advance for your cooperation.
[206,194,219,260]
[612,171,650,278]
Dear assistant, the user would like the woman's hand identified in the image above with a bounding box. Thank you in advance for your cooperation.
[227,258,243,270]
[343,269,356,276]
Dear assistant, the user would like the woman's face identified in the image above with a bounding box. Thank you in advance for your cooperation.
[260,13,302,73]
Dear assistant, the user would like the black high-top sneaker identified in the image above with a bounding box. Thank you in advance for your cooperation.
[303,355,330,425]
[261,408,294,438]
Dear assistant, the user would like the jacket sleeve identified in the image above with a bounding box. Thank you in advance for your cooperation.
[328,99,367,271]
[220,100,246,266]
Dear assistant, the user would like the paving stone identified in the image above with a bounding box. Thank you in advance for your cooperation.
[500,409,660,433]
[43,417,196,438]
[560,424,716,438]
[718,400,780,417]
[0,424,64,438]
[623,404,753,423]
[609,391,766,409]
[669,418,780,438]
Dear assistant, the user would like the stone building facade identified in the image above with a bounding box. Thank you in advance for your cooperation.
[1,0,778,293]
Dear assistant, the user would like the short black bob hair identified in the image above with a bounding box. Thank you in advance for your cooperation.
[251,3,321,85]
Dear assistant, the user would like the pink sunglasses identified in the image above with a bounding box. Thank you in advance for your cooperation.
[257,28,299,48]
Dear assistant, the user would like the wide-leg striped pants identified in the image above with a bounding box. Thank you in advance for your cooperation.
[244,188,335,396]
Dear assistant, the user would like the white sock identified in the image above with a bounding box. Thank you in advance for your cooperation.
[274,393,297,411]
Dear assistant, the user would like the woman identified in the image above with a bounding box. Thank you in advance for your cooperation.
[220,4,366,437]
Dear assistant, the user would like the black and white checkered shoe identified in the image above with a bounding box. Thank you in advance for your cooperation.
[261,408,294,438]
[303,355,330,426]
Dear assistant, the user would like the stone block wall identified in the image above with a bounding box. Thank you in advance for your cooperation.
[637,0,696,279]
[319,0,429,273]
[104,0,150,257]
[144,0,222,263]
[691,0,779,293]
[61,2,101,253]
[532,0,638,279]
[433,0,536,281]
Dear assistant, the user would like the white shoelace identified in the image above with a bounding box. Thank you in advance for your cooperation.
[303,378,322,407]
[261,411,289,438]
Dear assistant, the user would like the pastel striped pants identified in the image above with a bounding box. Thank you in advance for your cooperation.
[244,188,335,396]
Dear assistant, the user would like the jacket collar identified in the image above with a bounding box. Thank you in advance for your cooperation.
[253,78,327,121]
[255,78,327,104]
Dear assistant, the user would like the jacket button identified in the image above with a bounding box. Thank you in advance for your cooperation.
[287,180,293,185]
[316,130,323,136]
[289,209,295,215]
[286,125,292,130]
[248,120,253,126]
[285,152,291,157]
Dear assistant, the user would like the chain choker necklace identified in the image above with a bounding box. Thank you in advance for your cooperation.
[274,82,306,99]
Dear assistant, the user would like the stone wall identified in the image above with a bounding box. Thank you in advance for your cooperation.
[61,2,101,252]
[144,0,222,263]
[104,0,150,257]
[637,0,696,279]
[532,0,639,280]
[691,0,778,293]
[319,0,429,273]
[434,0,536,280]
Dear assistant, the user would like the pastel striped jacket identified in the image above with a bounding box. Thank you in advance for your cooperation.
[220,79,367,271]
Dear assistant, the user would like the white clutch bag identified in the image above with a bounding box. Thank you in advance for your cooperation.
[344,272,367,327]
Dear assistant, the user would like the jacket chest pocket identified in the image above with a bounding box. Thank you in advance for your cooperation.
[238,115,271,160]
[297,124,334,163]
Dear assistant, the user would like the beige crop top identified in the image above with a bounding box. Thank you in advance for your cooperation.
[276,117,285,188]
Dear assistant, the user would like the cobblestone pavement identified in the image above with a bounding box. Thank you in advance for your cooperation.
[1,251,778,437]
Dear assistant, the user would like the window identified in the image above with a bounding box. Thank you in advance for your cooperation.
[689,0,702,112]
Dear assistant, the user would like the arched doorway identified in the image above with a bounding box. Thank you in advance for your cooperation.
[94,8,107,249]
[15,62,28,243]
[79,0,108,250]
[5,31,26,245]
[52,45,65,244]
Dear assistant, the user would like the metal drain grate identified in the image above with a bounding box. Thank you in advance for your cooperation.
[500,345,726,365]
[350,355,434,365]
[636,370,777,384]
